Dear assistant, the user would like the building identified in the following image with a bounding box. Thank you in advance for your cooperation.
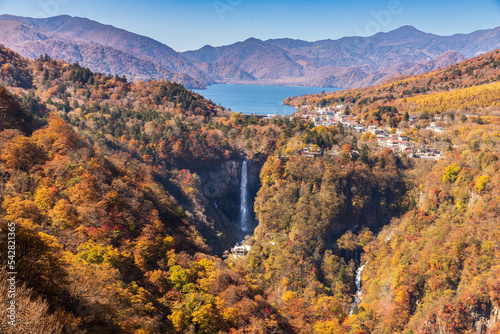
[231,244,251,258]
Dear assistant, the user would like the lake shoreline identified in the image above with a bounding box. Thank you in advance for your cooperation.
[193,84,341,116]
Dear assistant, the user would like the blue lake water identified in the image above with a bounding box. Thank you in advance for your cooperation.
[193,84,341,115]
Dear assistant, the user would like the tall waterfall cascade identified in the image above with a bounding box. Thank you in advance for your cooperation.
[349,262,367,315]
[240,160,250,232]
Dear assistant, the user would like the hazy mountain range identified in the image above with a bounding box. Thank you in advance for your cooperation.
[1,14,500,89]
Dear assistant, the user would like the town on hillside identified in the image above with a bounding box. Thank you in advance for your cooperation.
[289,104,450,159]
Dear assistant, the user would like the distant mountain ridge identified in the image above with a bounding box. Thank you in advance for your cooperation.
[183,25,499,88]
[1,15,500,88]
[0,14,210,88]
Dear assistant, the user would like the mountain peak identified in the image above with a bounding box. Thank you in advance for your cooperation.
[243,37,263,44]
[1,14,500,90]
[397,25,420,32]
[386,25,426,36]
[368,25,430,41]
[0,14,209,88]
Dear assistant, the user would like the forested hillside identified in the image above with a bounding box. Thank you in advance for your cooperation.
[286,48,500,118]
[0,47,295,333]
[0,44,499,333]
[357,122,500,333]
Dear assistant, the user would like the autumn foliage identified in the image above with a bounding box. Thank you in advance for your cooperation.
[0,43,499,333]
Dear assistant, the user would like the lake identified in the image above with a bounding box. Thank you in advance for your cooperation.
[193,84,340,116]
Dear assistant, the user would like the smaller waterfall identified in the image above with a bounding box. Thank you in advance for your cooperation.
[240,160,249,232]
[349,262,367,315]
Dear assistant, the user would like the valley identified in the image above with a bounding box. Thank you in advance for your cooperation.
[0,14,499,334]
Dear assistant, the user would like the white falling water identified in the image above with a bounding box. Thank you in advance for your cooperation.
[349,262,367,315]
[240,160,249,232]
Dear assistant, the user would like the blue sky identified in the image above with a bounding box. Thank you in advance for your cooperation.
[0,0,499,51]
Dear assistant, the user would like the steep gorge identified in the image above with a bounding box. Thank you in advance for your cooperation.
[182,157,263,255]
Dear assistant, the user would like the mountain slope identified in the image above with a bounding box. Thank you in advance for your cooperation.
[0,45,289,333]
[0,40,500,333]
[0,14,209,88]
[286,47,500,118]
[184,38,304,80]
[1,14,500,89]
[184,26,500,88]
[2,15,500,89]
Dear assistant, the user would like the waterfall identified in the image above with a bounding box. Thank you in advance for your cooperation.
[240,160,249,232]
[349,262,367,315]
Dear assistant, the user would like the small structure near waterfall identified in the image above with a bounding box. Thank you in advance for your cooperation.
[231,244,251,258]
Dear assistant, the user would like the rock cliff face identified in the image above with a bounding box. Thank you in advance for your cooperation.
[198,160,240,199]
[246,159,263,232]
[420,305,500,333]
[191,158,263,254]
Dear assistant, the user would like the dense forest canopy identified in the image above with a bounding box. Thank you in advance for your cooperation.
[0,45,499,333]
